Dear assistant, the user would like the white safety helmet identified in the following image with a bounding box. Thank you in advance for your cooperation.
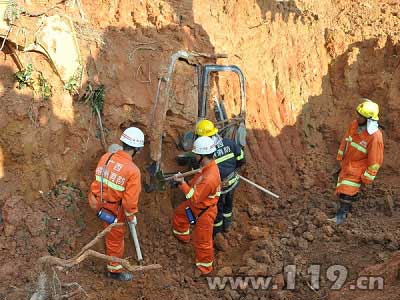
[192,136,216,155]
[120,127,145,148]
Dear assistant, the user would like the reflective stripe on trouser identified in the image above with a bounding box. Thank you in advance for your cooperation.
[336,176,361,196]
[103,208,126,273]
[173,201,192,243]
[173,200,217,274]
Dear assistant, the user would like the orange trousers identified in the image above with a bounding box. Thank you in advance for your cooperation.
[102,204,126,273]
[172,200,217,274]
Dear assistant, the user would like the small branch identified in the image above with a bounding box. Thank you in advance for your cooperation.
[76,222,123,257]
[95,107,107,152]
[132,41,157,45]
[249,20,269,29]
[21,0,68,17]
[190,51,228,59]
[60,282,89,299]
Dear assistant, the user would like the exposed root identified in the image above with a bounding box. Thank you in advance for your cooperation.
[29,223,162,300]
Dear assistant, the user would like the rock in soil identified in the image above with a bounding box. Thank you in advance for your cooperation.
[248,226,269,240]
[303,231,314,242]
[214,233,229,252]
[217,266,233,277]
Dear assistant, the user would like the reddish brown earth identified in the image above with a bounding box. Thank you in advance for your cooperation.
[0,1,400,300]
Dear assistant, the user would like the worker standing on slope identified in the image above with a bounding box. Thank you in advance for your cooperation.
[172,136,221,275]
[195,120,245,235]
[88,127,145,281]
[329,99,384,225]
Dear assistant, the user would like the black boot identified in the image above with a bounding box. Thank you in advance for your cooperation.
[107,272,133,281]
[328,202,351,225]
[223,218,232,232]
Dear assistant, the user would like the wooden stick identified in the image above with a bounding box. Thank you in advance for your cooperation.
[164,168,201,181]
[76,222,123,257]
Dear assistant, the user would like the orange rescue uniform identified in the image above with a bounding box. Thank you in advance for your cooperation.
[89,150,141,273]
[173,160,221,274]
[336,120,384,196]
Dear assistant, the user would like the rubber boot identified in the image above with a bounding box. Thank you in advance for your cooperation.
[107,271,134,281]
[223,218,232,232]
[330,203,351,225]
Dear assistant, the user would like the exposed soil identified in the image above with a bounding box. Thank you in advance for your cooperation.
[0,1,400,300]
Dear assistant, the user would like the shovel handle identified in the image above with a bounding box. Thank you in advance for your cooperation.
[164,168,201,181]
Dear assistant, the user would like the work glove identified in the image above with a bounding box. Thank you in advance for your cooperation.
[173,172,184,183]
[127,215,137,225]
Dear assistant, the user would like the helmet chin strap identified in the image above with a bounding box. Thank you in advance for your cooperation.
[198,155,204,165]
[131,147,140,158]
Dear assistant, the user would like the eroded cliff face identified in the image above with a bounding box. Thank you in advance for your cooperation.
[0,1,399,300]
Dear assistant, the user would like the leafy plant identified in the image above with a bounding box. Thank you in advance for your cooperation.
[15,64,53,101]
[38,72,52,101]
[81,83,105,113]
[15,63,34,89]
[64,66,83,95]
[81,83,107,149]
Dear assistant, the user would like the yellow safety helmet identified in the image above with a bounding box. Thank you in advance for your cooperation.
[356,99,379,121]
[195,119,218,137]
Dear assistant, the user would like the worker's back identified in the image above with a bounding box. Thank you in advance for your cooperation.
[214,137,245,179]
[90,150,141,215]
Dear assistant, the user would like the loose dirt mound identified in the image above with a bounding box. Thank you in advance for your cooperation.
[0,1,399,300]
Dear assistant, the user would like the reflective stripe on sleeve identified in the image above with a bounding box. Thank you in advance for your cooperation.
[368,164,380,171]
[223,212,232,218]
[125,211,135,217]
[208,191,221,199]
[236,149,244,160]
[185,188,195,199]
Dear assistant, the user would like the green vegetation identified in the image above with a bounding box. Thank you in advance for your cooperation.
[15,64,53,100]
[15,63,34,89]
[64,66,83,95]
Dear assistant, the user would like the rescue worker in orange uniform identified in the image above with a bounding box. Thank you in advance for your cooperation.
[194,120,245,235]
[172,136,221,275]
[88,127,144,281]
[330,99,384,225]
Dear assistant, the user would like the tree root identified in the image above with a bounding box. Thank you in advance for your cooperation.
[30,223,162,300]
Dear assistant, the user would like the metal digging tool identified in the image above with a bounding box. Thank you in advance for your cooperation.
[150,168,202,192]
[127,220,143,262]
